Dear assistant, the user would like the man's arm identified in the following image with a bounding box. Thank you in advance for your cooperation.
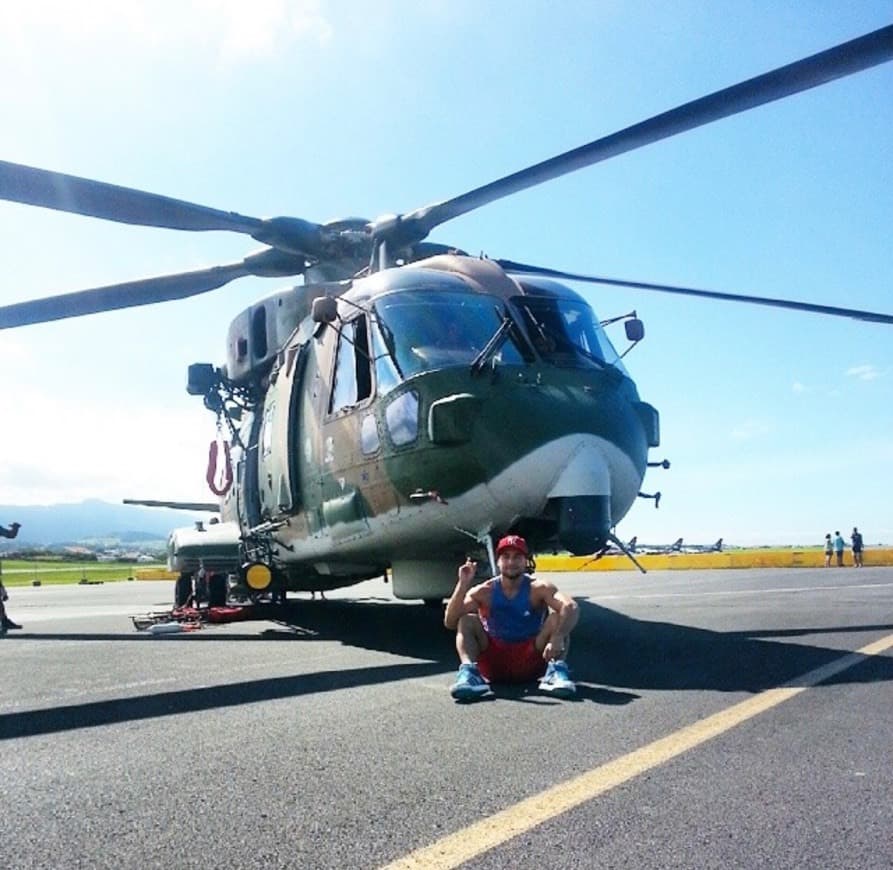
[443,558,481,630]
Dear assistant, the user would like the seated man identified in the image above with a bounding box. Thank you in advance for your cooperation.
[444,535,578,701]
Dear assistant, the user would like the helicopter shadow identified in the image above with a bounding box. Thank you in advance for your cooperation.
[268,596,893,695]
[568,601,893,693]
[263,594,893,705]
[266,597,458,663]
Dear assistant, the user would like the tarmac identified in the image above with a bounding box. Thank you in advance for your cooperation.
[1,570,891,868]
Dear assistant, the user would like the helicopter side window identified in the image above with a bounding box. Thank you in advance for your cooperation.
[360,413,380,454]
[372,289,526,381]
[370,316,403,397]
[329,316,373,414]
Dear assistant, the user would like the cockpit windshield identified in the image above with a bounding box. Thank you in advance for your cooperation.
[513,295,628,375]
[370,290,527,390]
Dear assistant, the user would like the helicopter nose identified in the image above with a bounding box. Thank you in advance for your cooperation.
[543,438,637,555]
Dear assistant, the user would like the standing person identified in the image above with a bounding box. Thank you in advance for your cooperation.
[823,533,833,568]
[833,531,845,567]
[0,520,23,634]
[851,527,864,567]
[444,534,579,701]
[0,577,21,633]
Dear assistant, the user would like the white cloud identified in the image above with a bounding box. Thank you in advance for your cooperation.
[729,418,770,442]
[791,381,806,393]
[846,363,881,381]
[2,0,333,66]
[1,386,216,506]
[201,0,334,63]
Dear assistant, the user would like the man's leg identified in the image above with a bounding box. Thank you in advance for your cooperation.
[534,611,576,658]
[456,614,489,663]
[451,615,491,700]
[0,600,17,631]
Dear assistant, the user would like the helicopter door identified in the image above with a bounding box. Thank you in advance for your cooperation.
[236,406,264,530]
[318,316,375,541]
[257,343,308,518]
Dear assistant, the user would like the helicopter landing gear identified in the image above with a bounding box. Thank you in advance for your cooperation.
[174,572,193,608]
[208,572,227,608]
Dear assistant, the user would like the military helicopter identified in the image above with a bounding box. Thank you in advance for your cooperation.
[2,26,892,604]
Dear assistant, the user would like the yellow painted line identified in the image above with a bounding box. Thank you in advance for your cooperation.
[537,548,893,571]
[382,633,893,870]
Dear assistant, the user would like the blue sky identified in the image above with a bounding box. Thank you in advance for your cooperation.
[1,1,891,546]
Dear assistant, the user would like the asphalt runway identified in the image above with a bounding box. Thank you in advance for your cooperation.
[1,568,891,869]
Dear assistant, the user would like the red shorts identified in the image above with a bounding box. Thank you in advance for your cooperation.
[478,635,546,684]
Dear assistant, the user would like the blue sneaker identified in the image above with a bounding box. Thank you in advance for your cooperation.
[450,663,491,701]
[538,660,576,698]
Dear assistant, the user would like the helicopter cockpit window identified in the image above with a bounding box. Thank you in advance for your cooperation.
[329,316,373,414]
[515,296,628,375]
[371,290,526,387]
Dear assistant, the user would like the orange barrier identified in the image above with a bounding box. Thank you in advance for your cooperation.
[134,568,178,581]
[537,547,893,572]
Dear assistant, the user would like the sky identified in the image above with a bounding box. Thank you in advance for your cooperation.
[1,1,891,547]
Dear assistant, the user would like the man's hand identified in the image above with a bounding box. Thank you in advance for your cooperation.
[543,633,565,662]
[444,558,479,630]
[458,558,477,586]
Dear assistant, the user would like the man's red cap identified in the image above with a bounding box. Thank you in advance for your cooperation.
[496,534,528,557]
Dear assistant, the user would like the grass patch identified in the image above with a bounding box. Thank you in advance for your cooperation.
[0,560,165,587]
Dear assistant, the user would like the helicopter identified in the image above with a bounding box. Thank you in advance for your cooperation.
[1,26,892,604]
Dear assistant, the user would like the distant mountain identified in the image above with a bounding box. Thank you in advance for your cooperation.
[0,499,213,547]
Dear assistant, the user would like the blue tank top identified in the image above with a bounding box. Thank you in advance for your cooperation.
[482,575,546,642]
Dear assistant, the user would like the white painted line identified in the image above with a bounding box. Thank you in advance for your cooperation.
[594,581,893,601]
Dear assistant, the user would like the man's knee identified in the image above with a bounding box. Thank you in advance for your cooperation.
[456,614,488,654]
[457,613,484,634]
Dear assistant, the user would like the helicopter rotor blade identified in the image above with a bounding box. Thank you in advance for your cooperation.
[396,25,893,242]
[0,160,264,233]
[497,259,893,325]
[0,161,330,257]
[0,247,307,329]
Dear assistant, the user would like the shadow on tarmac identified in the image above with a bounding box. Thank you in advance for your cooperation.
[570,602,893,692]
[2,598,891,739]
[0,660,444,741]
